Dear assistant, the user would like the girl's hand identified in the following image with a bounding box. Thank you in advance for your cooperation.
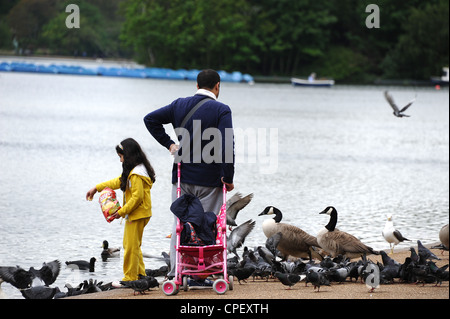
[86,187,97,201]
[111,212,121,219]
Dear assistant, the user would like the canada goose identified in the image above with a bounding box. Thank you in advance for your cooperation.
[258,206,323,261]
[317,206,378,258]
[382,214,410,254]
[439,224,449,250]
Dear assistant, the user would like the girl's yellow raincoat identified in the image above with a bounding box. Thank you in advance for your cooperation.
[96,163,153,281]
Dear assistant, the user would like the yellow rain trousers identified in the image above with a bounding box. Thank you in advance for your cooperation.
[96,164,153,281]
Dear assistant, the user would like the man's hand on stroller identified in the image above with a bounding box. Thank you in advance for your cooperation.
[221,177,234,192]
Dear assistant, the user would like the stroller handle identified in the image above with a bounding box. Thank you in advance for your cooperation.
[177,162,227,203]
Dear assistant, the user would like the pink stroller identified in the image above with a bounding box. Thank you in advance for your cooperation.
[162,163,233,295]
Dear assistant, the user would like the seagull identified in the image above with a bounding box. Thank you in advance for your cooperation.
[382,214,410,254]
[227,219,256,258]
[226,192,253,229]
[384,90,416,117]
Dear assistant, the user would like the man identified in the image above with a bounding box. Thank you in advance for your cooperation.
[143,69,235,278]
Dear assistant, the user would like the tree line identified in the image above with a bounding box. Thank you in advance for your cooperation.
[0,0,448,81]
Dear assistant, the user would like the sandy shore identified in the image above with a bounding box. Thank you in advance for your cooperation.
[66,246,448,301]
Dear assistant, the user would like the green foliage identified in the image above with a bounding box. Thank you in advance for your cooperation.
[2,0,449,81]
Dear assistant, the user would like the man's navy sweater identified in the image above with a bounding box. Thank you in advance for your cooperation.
[144,94,235,188]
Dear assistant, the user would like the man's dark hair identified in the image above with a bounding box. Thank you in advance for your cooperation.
[197,69,220,89]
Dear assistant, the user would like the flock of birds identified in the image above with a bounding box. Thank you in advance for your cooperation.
[1,191,448,298]
[0,240,159,299]
[224,196,448,292]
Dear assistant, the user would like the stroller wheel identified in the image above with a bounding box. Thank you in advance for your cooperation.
[182,276,189,291]
[162,281,179,296]
[228,275,234,291]
[213,279,228,295]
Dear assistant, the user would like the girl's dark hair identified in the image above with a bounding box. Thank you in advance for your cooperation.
[116,138,156,191]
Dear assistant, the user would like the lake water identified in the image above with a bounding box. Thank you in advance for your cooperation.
[0,69,448,299]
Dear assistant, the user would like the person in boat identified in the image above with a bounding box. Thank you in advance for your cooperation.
[308,72,316,82]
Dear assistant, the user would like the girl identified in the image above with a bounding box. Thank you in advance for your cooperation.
[86,138,156,284]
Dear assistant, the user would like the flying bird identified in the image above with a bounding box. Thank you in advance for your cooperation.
[384,90,416,117]
[227,219,256,258]
[226,192,253,229]
[0,260,61,289]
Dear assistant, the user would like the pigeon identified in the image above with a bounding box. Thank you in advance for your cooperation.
[265,232,283,258]
[227,219,256,257]
[0,266,34,289]
[21,286,60,299]
[379,251,400,283]
[65,257,96,272]
[120,275,158,295]
[384,90,416,117]
[427,262,449,286]
[226,192,253,228]
[382,214,410,254]
[228,264,255,284]
[417,240,440,262]
[274,271,301,289]
[29,260,61,286]
[362,263,380,292]
[306,269,330,292]
[0,260,61,289]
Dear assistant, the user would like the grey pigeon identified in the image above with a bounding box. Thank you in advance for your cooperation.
[29,260,61,286]
[120,275,158,295]
[21,286,60,299]
[227,219,255,257]
[0,260,61,289]
[384,90,416,117]
[0,266,33,289]
[265,232,283,257]
[306,269,330,292]
[226,192,253,227]
[274,271,301,289]
[417,240,440,262]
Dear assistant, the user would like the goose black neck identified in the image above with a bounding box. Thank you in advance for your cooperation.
[325,210,337,231]
[273,208,282,223]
